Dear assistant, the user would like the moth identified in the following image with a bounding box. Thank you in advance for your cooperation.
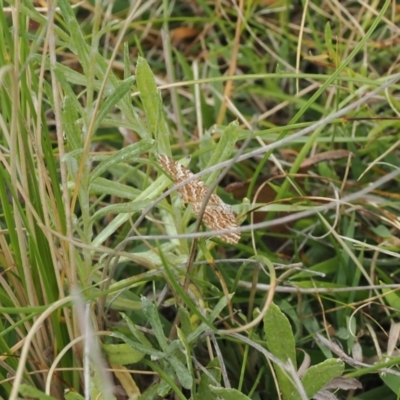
[158,155,240,244]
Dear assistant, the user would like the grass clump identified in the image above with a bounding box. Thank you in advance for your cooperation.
[1,1,400,399]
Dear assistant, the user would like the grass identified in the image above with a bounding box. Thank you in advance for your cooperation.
[1,0,400,399]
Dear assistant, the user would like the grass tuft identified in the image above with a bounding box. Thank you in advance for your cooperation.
[1,1,400,399]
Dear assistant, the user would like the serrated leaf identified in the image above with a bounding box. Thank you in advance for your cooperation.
[299,358,344,400]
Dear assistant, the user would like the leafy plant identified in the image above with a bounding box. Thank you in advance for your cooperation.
[1,0,400,399]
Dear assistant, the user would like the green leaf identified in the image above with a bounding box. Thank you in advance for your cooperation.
[90,139,154,181]
[317,161,338,180]
[58,0,89,71]
[65,391,85,400]
[204,120,239,185]
[91,200,150,220]
[209,386,252,400]
[103,343,145,365]
[138,382,160,400]
[141,296,169,351]
[62,95,84,151]
[159,247,220,332]
[93,76,136,131]
[136,56,170,154]
[299,358,344,399]
[123,42,130,80]
[90,177,139,200]
[110,331,165,359]
[382,284,400,311]
[50,60,103,91]
[120,313,154,348]
[90,365,117,400]
[103,295,142,312]
[178,306,192,338]
[157,364,174,396]
[370,224,391,238]
[111,332,193,396]
[195,358,221,400]
[291,256,341,279]
[187,294,231,344]
[18,384,57,400]
[167,354,193,389]
[137,307,189,389]
[91,166,171,246]
[380,373,400,395]
[177,328,195,391]
[264,302,297,399]
[264,303,296,366]
[48,50,148,139]
[324,22,335,61]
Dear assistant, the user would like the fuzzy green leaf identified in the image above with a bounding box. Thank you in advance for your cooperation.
[136,57,170,154]
[93,76,136,132]
[58,0,89,71]
[91,200,150,220]
[141,296,169,351]
[65,392,85,400]
[204,120,239,185]
[209,386,252,400]
[90,139,154,181]
[167,353,193,390]
[103,343,145,365]
[299,358,344,399]
[195,358,221,400]
[264,302,297,399]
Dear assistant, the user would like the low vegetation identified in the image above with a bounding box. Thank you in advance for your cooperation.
[1,1,400,399]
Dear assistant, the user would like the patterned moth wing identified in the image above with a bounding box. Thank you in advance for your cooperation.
[158,154,208,203]
[158,155,240,244]
[191,202,240,244]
